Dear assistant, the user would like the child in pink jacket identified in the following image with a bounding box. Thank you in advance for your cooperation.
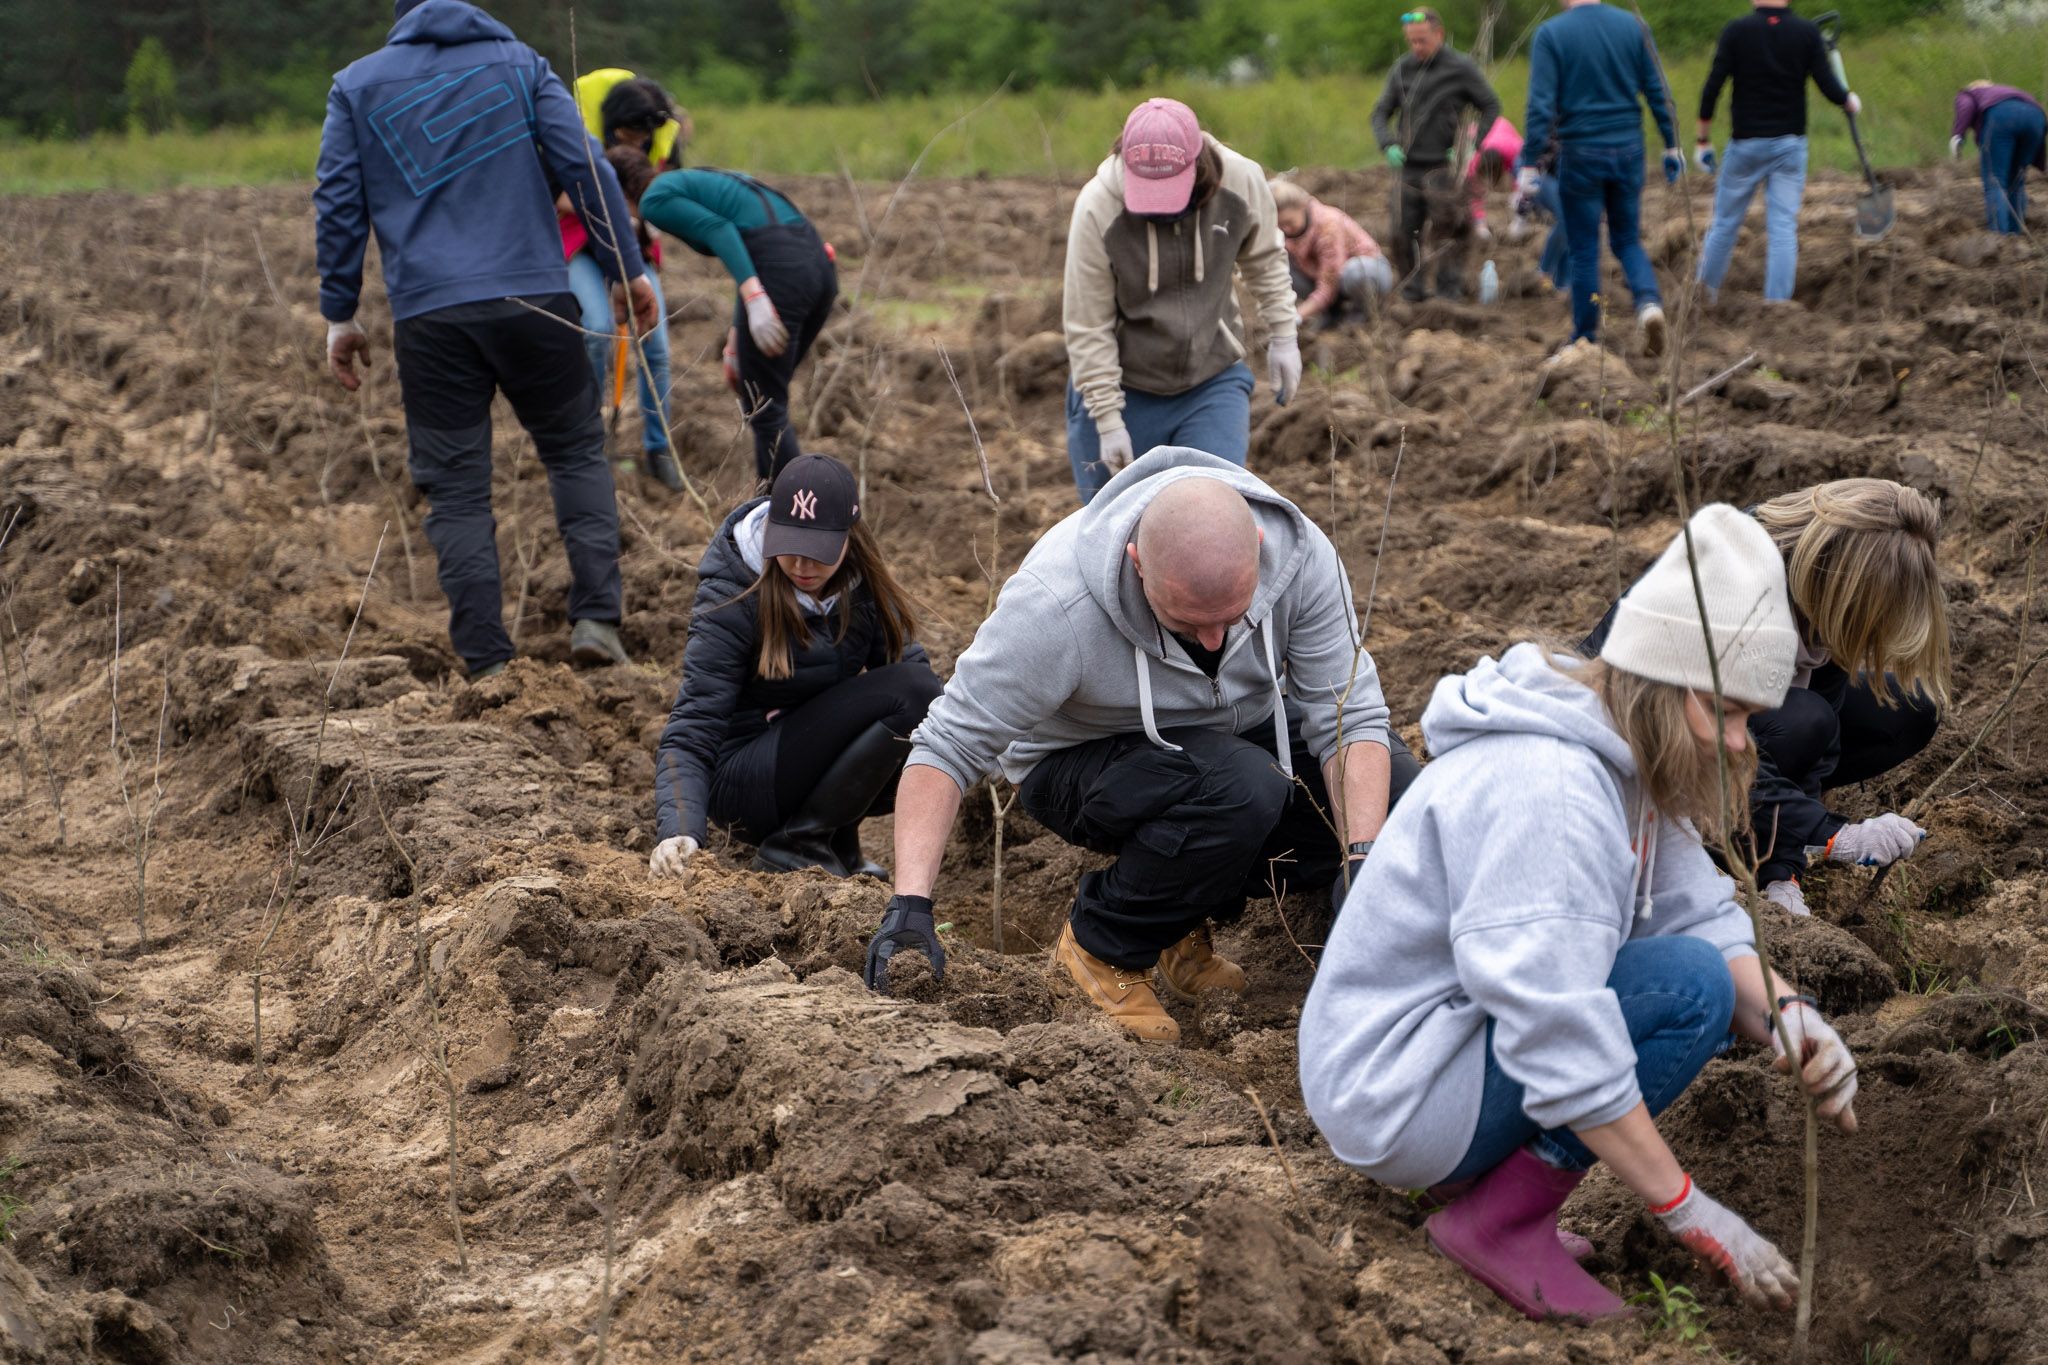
[1270,179,1393,328]
[1464,116,1525,236]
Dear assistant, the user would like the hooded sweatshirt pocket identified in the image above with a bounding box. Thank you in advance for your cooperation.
[1216,316,1246,360]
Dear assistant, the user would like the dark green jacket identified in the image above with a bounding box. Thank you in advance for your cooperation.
[1371,46,1502,167]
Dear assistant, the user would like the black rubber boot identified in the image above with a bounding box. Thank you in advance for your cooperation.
[831,825,889,880]
[753,722,910,876]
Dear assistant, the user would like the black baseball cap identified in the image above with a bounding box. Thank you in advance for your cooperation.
[763,455,860,564]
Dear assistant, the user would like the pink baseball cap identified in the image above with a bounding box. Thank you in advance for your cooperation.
[1120,98,1201,216]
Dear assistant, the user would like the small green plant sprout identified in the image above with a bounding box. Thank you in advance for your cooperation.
[1157,1076,1201,1110]
[1863,1343,1900,1365]
[1630,1272,1710,1347]
[1905,962,1954,995]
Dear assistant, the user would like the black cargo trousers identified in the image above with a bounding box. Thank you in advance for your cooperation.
[1019,709,1420,969]
[393,293,622,673]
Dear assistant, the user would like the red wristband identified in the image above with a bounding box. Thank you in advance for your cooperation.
[1647,1173,1692,1216]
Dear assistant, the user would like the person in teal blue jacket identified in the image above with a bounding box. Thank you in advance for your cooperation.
[639,170,838,482]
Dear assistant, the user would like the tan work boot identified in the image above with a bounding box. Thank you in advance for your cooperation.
[1155,924,1247,1003]
[1051,924,1180,1044]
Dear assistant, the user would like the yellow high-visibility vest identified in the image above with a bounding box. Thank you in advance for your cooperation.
[574,67,679,167]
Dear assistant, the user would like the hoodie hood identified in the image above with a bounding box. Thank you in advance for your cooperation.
[390,0,516,46]
[1422,643,1634,776]
[1069,447,1310,661]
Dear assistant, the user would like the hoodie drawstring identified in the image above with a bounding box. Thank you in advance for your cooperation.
[1193,214,1206,284]
[1134,646,1184,755]
[1145,222,1160,294]
[1261,617,1293,779]
[1626,802,1658,920]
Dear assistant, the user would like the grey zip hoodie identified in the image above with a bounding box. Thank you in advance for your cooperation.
[1298,643,1756,1190]
[907,448,1389,790]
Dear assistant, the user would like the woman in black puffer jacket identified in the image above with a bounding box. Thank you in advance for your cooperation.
[650,454,941,879]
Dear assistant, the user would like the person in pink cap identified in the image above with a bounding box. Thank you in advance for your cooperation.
[1062,98,1300,504]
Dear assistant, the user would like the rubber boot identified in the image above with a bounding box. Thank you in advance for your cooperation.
[1425,1149,1628,1322]
[569,619,630,667]
[1422,1179,1593,1262]
[830,824,889,880]
[1050,924,1179,1044]
[650,449,686,492]
[753,722,907,876]
[1155,924,1247,1002]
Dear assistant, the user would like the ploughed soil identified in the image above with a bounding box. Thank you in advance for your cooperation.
[1,160,2046,1365]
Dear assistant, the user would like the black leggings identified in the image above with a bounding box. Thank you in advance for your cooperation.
[715,662,943,842]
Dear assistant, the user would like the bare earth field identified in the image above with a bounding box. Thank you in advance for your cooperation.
[2,162,2047,1364]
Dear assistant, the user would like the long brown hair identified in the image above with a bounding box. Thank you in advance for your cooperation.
[747,519,916,681]
[1752,479,1951,709]
[1569,657,1760,841]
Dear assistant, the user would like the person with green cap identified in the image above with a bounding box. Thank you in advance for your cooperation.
[1371,7,1502,303]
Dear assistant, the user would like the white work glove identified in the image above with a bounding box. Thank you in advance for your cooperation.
[1845,92,1862,116]
[1474,219,1493,243]
[327,318,371,392]
[1506,213,1531,243]
[1514,165,1541,198]
[1951,134,1964,160]
[739,276,788,357]
[1656,1179,1798,1311]
[1662,147,1686,184]
[1827,812,1925,866]
[1771,999,1859,1129]
[1096,423,1135,474]
[649,835,699,880]
[1694,141,1718,174]
[1761,879,1810,917]
[1268,336,1301,407]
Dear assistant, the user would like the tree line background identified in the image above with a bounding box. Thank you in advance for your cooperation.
[0,0,1948,139]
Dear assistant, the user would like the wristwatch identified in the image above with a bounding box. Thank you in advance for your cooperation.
[1347,840,1376,859]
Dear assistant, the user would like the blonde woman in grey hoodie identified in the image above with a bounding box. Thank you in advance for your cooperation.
[1062,98,1301,504]
[1301,505,1862,1324]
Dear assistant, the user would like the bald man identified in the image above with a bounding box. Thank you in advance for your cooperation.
[865,448,1419,1043]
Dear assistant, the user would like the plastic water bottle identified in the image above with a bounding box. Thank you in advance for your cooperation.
[1479,259,1500,305]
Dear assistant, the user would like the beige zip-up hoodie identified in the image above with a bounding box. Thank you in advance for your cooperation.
[1063,135,1297,436]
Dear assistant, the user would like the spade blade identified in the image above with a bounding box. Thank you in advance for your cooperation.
[1855,184,1896,241]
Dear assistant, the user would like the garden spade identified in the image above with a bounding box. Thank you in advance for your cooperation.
[1816,11,1896,240]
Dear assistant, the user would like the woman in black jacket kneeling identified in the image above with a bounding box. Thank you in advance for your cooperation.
[650,454,940,879]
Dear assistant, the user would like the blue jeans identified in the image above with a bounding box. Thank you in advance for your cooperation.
[1557,140,1661,343]
[1696,135,1808,301]
[566,251,672,454]
[1440,935,1738,1183]
[1534,173,1570,290]
[1064,362,1255,504]
[1981,99,2046,235]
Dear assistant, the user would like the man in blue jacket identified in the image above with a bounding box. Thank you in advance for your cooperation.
[1518,0,1684,356]
[315,0,656,678]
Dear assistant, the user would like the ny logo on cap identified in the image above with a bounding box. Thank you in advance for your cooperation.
[791,490,818,520]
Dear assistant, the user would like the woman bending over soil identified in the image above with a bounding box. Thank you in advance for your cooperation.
[650,455,941,880]
[1585,478,1951,915]
[1302,505,1861,1321]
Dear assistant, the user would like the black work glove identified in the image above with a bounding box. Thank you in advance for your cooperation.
[1332,841,1373,916]
[863,895,945,993]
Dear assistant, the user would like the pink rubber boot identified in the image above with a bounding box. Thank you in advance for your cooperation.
[1423,1179,1595,1262]
[1425,1149,1628,1322]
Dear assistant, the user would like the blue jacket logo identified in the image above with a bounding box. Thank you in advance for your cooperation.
[370,65,536,196]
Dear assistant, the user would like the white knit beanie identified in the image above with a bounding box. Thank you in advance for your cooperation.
[1599,503,1799,710]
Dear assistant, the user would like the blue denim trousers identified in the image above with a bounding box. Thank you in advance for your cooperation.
[1534,173,1570,290]
[1440,935,1739,1183]
[1557,139,1661,343]
[1064,362,1254,504]
[1981,99,2047,235]
[566,251,672,454]
[1696,135,1809,301]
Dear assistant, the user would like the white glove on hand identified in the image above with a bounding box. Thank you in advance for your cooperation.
[1951,134,1964,160]
[1762,879,1810,917]
[1656,1180,1798,1311]
[649,835,700,880]
[1268,336,1302,407]
[1515,165,1541,198]
[1474,219,1493,243]
[1827,812,1925,866]
[1772,1000,1859,1129]
[739,277,788,357]
[327,319,371,392]
[1845,92,1862,116]
[1097,424,1135,474]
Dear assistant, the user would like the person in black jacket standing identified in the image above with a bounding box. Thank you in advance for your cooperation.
[1693,0,1861,302]
[1371,8,1501,303]
[650,455,941,880]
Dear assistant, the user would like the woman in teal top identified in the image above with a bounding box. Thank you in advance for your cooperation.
[639,170,838,482]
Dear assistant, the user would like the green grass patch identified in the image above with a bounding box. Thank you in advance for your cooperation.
[3,24,2044,195]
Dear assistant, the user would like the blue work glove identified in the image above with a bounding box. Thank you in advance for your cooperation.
[1693,141,1716,174]
[1386,145,1407,169]
[863,895,946,992]
[1663,148,1685,185]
